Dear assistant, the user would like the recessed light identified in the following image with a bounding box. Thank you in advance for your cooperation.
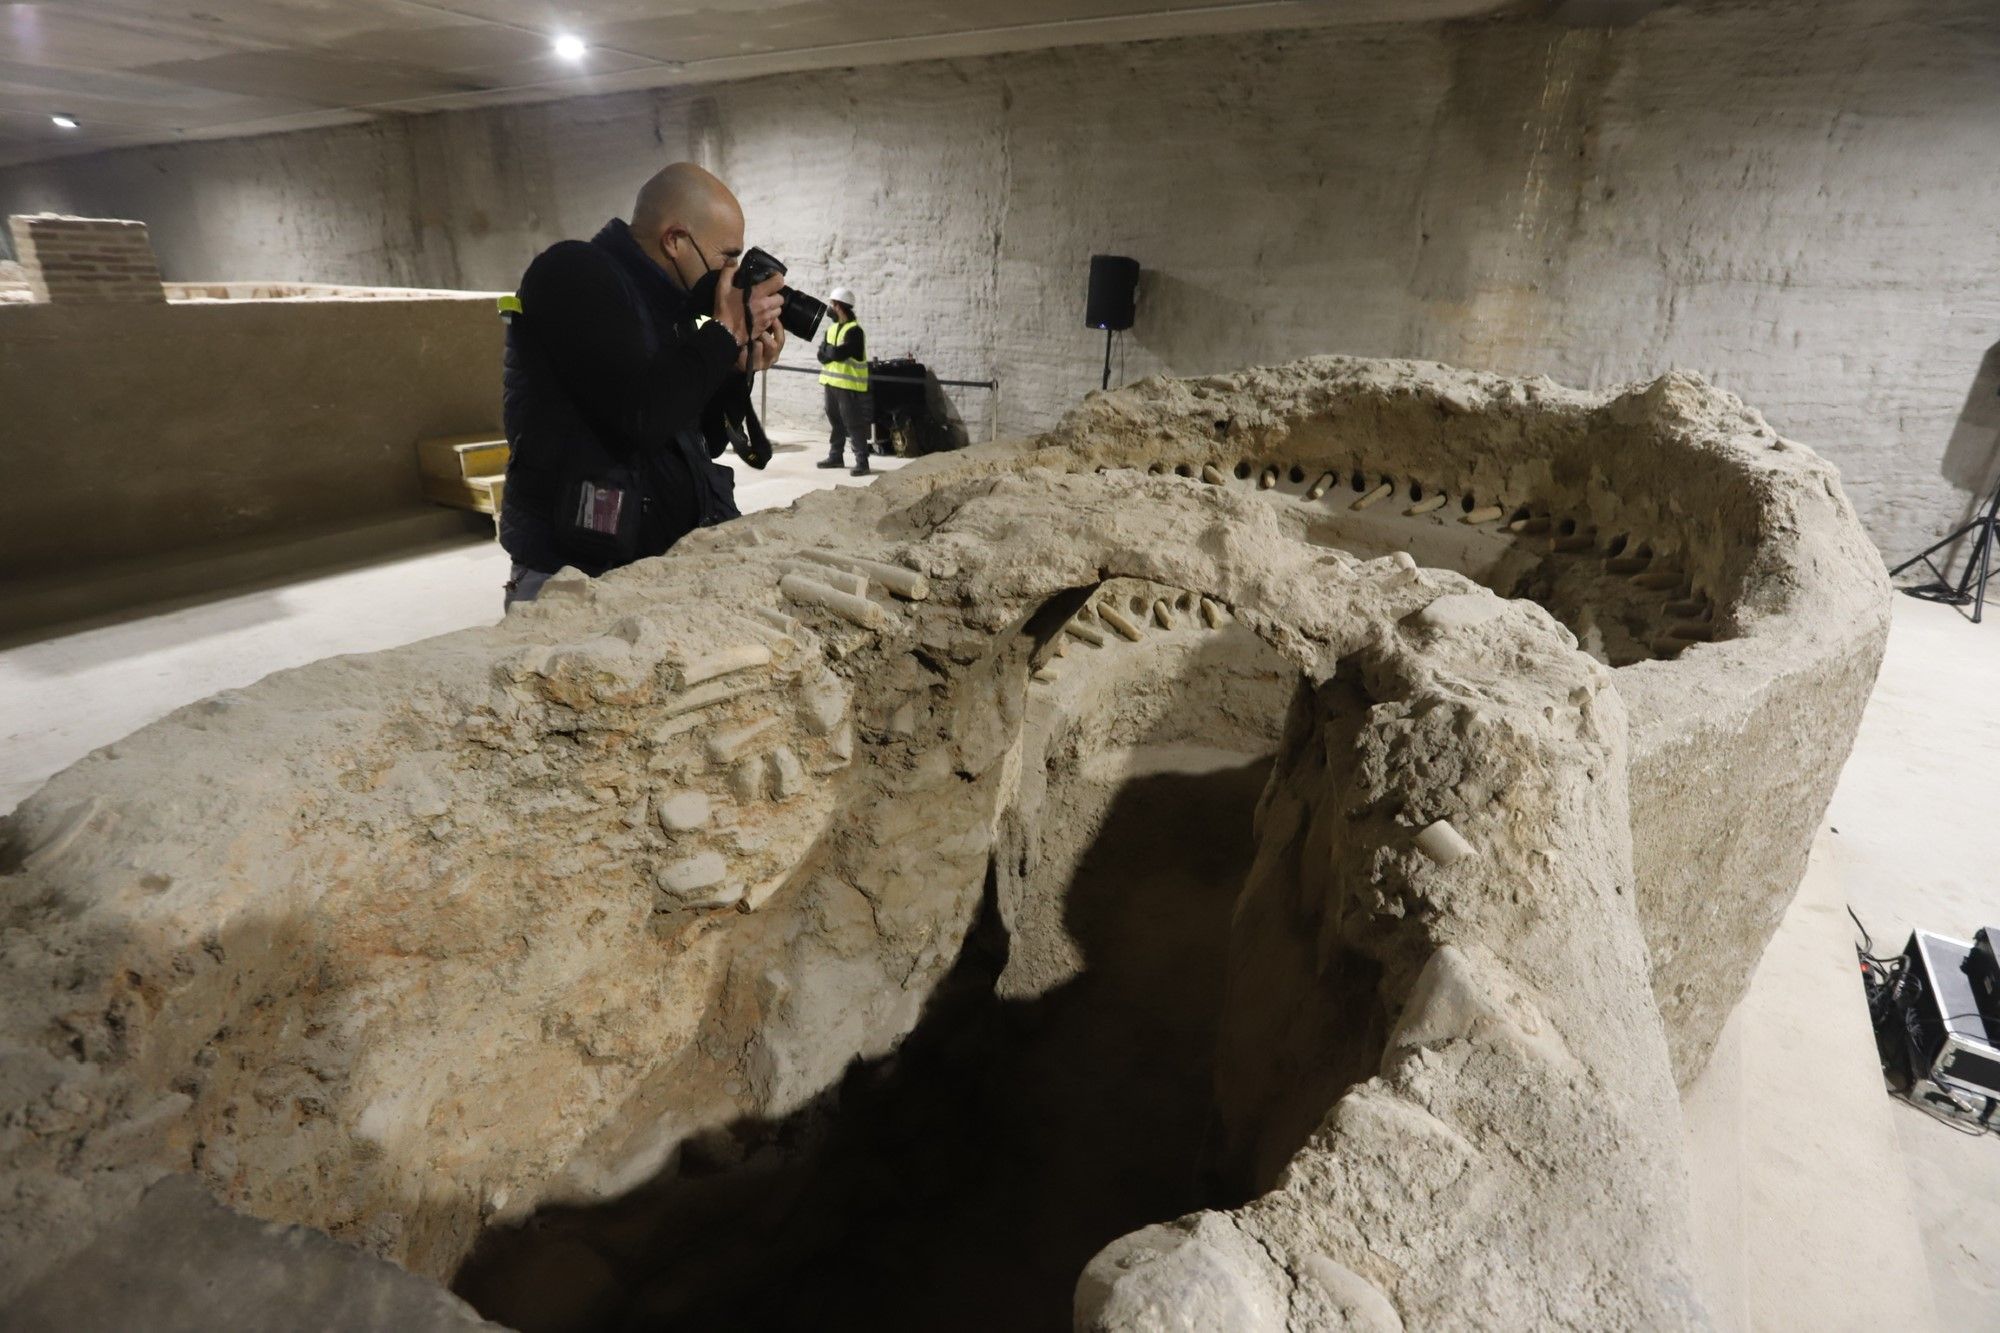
[51,114,79,129]
[552,33,586,61]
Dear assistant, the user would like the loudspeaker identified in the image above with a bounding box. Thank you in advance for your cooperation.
[1085,254,1139,331]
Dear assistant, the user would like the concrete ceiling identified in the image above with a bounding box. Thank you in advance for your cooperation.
[0,0,1525,167]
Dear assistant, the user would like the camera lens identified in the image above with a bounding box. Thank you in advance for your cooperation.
[780,287,827,340]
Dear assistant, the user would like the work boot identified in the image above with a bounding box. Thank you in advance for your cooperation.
[816,455,845,469]
[850,460,872,477]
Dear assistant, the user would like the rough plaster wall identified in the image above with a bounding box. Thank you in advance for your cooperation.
[2,0,1995,557]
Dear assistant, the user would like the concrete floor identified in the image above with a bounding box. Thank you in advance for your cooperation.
[1,466,1994,1325]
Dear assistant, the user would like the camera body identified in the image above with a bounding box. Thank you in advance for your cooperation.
[735,247,827,341]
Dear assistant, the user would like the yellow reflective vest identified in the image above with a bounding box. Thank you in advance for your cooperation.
[819,320,869,392]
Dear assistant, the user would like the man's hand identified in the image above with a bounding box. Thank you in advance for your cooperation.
[714,259,784,363]
[747,324,786,372]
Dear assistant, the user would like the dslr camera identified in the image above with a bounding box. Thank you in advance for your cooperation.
[735,247,827,341]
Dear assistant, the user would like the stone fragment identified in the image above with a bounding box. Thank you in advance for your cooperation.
[658,852,727,896]
[1414,818,1476,866]
[731,754,769,802]
[769,746,805,798]
[799,669,850,736]
[654,788,711,833]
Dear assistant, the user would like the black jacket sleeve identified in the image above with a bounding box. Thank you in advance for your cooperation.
[816,324,866,365]
[517,241,741,456]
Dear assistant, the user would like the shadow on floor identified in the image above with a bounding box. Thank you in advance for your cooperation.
[452,757,1273,1333]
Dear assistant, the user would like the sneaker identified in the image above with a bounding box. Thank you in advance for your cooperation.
[815,456,845,469]
[850,462,872,477]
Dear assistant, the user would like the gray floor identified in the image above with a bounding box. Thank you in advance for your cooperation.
[1,465,1994,1325]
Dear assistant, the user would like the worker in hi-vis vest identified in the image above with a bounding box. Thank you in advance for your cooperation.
[815,286,873,476]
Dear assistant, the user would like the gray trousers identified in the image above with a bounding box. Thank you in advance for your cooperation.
[825,384,872,462]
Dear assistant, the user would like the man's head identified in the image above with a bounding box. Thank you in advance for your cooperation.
[829,286,857,322]
[631,162,745,291]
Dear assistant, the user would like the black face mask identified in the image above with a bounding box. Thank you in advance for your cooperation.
[687,264,721,312]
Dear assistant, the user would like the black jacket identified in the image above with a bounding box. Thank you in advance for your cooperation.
[499,218,755,576]
[816,320,865,366]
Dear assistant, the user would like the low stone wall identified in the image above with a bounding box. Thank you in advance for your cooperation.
[0,293,502,632]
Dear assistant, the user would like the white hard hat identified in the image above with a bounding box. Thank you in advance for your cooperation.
[830,286,857,307]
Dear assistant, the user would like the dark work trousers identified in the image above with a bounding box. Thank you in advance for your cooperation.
[824,384,873,463]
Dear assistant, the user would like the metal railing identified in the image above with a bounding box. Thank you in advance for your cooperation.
[758,362,1002,441]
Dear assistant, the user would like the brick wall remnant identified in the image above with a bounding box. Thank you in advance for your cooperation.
[6,213,165,304]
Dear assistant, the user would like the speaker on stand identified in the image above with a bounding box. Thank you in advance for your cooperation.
[1086,255,1139,391]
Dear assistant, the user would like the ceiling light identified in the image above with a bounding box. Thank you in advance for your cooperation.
[51,114,79,129]
[552,33,586,61]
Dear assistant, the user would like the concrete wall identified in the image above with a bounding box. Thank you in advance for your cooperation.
[0,297,500,594]
[2,0,1997,560]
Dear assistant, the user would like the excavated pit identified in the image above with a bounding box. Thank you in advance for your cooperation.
[455,597,1305,1332]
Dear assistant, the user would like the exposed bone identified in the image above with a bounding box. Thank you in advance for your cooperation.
[680,643,774,687]
[1605,555,1651,575]
[1032,665,1061,684]
[1199,597,1225,629]
[1553,530,1598,553]
[780,560,867,597]
[1405,494,1448,516]
[1664,598,1710,619]
[1097,603,1145,642]
[1633,570,1687,591]
[1414,818,1477,866]
[1671,622,1715,642]
[1462,505,1505,525]
[798,548,933,601]
[1152,599,1177,630]
[752,607,807,644]
[707,717,779,765]
[1307,472,1336,500]
[779,573,892,631]
[1259,467,1278,489]
[1351,481,1393,510]
[1065,620,1108,647]
[660,677,763,719]
[1510,515,1552,535]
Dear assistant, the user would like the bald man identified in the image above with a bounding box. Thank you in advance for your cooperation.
[497,162,786,605]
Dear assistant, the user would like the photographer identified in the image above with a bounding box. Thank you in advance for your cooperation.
[497,162,784,607]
